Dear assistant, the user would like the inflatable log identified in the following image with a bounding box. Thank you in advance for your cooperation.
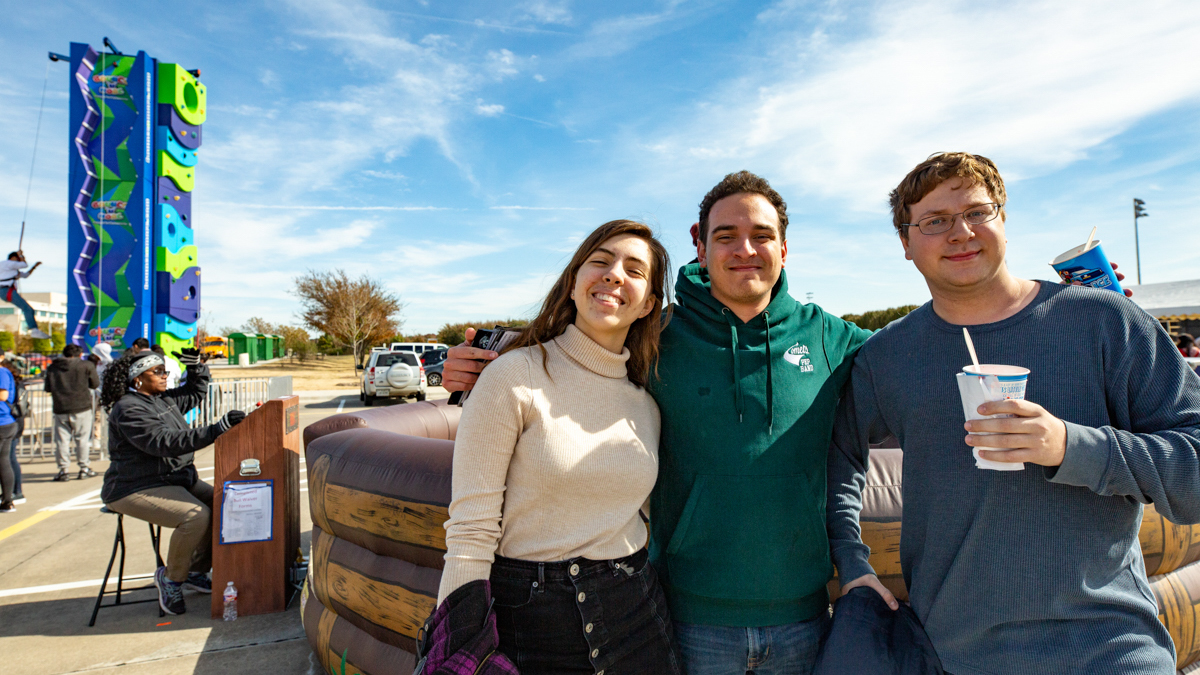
[1152,559,1200,671]
[303,400,460,447]
[307,429,453,570]
[307,525,439,654]
[305,411,457,674]
[1141,505,1200,577]
[301,574,418,674]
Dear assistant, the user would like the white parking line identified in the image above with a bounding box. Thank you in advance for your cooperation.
[336,399,345,413]
[0,574,156,598]
[41,488,104,512]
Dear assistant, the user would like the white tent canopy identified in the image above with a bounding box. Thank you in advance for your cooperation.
[1125,279,1200,320]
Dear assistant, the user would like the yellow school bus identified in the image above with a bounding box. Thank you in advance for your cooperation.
[201,336,228,359]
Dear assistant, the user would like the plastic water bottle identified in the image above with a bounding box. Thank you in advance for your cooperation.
[223,581,238,621]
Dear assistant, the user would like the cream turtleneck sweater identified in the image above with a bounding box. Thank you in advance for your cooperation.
[438,324,661,603]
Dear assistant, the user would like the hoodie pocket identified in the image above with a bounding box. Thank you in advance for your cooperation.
[664,473,830,602]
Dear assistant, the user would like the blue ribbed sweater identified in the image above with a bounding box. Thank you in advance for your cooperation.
[828,282,1200,675]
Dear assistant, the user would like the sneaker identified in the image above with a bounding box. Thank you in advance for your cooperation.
[0,501,14,513]
[29,329,50,340]
[183,572,213,593]
[53,469,71,482]
[78,467,98,479]
[155,567,187,615]
[11,493,25,505]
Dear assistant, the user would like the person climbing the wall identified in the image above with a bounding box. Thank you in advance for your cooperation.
[0,251,49,340]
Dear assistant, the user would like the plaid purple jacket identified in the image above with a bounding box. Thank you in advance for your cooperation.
[414,580,520,675]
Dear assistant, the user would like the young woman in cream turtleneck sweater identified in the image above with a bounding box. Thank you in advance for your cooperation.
[438,219,682,674]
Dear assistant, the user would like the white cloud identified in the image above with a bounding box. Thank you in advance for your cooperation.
[518,0,573,25]
[360,170,408,181]
[485,49,520,78]
[259,69,280,89]
[645,0,1200,210]
[476,100,505,116]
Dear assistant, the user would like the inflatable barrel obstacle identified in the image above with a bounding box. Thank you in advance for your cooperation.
[303,403,1200,673]
[302,402,461,675]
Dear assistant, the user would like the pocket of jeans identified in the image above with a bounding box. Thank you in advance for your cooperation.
[490,574,536,609]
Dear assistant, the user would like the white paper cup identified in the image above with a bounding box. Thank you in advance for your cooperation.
[956,364,1030,471]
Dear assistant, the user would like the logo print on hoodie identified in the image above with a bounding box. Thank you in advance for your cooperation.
[784,343,814,372]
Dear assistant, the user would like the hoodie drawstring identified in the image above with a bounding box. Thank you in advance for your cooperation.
[764,310,774,437]
[724,308,774,434]
[722,309,744,423]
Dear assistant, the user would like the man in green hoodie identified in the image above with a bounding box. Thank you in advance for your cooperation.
[444,171,889,674]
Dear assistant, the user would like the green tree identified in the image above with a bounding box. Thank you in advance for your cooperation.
[51,328,66,353]
[436,319,530,346]
[841,305,920,331]
[316,334,337,354]
[0,332,14,352]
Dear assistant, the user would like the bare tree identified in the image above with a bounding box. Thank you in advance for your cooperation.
[292,270,403,369]
[241,317,277,335]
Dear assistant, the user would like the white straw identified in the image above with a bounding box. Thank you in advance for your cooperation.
[1085,226,1097,251]
[963,327,981,371]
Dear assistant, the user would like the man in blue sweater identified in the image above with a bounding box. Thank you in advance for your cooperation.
[827,152,1200,674]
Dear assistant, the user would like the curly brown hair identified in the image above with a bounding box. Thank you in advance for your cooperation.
[502,220,672,388]
[697,171,788,245]
[890,152,1007,239]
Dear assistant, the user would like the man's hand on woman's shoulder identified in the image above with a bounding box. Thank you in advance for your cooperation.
[442,327,500,393]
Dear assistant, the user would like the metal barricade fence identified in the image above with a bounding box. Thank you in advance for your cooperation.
[190,377,271,428]
[13,376,276,462]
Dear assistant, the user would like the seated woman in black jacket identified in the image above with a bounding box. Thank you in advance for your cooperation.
[100,348,246,615]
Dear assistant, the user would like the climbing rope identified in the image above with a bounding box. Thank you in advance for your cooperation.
[19,61,51,242]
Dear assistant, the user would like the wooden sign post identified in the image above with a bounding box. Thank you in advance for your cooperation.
[211,396,302,618]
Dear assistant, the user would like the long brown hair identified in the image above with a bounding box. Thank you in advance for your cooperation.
[504,220,672,388]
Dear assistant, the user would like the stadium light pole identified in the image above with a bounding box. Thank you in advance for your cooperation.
[1133,198,1149,285]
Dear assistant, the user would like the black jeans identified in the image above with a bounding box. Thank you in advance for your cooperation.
[490,548,682,675]
[0,422,17,503]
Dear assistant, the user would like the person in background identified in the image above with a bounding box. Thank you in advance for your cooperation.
[150,345,182,389]
[45,344,100,482]
[0,350,21,513]
[439,220,681,674]
[2,355,24,505]
[130,337,150,352]
[0,251,49,340]
[1178,333,1200,358]
[100,347,246,615]
[91,342,114,450]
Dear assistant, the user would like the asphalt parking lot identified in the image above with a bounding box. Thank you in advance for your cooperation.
[0,388,447,675]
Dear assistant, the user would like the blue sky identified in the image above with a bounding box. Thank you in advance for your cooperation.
[3,0,1200,335]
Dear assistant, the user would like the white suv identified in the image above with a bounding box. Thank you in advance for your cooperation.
[360,351,427,406]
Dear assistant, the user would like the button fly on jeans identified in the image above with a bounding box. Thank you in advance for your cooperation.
[591,649,599,658]
[570,563,580,576]
[585,622,593,633]
[577,591,587,602]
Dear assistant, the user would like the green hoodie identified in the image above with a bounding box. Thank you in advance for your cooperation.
[647,263,872,627]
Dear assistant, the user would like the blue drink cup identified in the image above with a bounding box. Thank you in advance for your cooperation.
[1049,239,1123,294]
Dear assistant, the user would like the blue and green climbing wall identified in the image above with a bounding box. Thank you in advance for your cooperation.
[66,42,204,362]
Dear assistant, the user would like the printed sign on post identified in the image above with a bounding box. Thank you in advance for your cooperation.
[220,480,273,544]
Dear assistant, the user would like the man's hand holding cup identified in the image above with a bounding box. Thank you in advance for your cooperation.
[966,399,1068,467]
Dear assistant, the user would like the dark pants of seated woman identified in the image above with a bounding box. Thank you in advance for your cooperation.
[490,548,682,675]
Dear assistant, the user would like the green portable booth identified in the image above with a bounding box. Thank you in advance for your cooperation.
[261,334,278,361]
[228,332,258,365]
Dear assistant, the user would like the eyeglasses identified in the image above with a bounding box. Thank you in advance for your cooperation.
[147,367,168,377]
[905,203,1004,236]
